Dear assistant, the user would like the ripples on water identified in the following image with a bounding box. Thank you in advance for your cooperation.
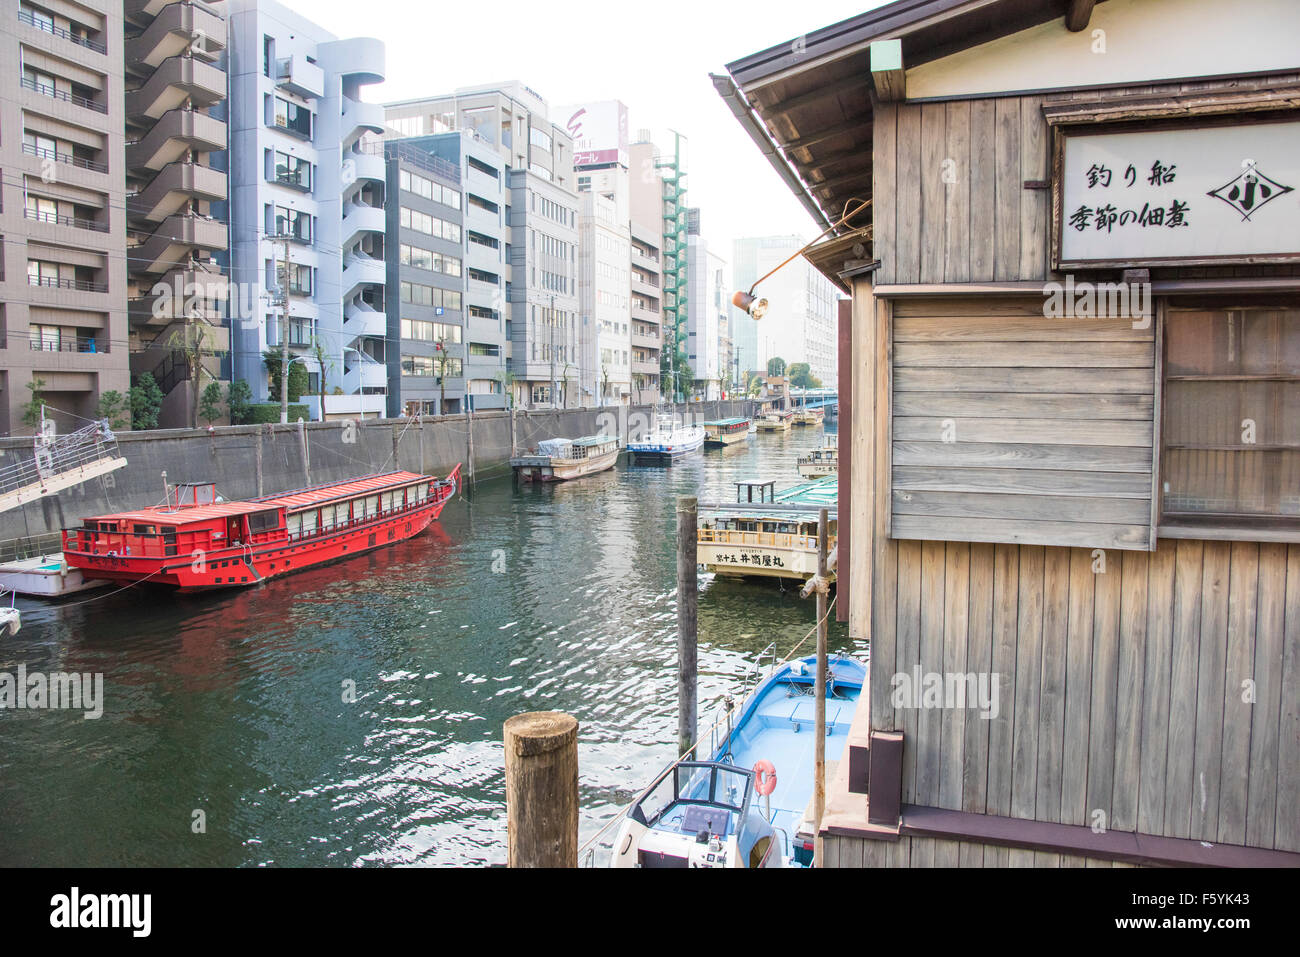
[0,425,860,866]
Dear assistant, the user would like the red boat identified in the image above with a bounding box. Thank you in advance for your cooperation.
[61,466,460,591]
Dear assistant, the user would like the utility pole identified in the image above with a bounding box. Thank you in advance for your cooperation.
[278,235,291,425]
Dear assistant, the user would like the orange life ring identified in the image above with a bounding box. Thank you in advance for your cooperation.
[754,759,777,796]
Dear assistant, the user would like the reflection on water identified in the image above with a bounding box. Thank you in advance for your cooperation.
[0,424,857,866]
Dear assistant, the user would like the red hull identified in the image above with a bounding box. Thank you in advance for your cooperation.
[63,467,460,592]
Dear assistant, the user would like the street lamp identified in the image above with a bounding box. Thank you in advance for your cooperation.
[731,198,870,319]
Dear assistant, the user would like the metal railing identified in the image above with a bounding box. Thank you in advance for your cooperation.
[28,275,109,293]
[0,420,119,502]
[29,336,107,354]
[21,141,109,173]
[697,528,833,552]
[0,532,65,565]
[20,75,107,113]
[17,9,107,54]
[24,207,109,232]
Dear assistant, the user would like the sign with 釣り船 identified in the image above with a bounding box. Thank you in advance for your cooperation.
[1056,118,1300,268]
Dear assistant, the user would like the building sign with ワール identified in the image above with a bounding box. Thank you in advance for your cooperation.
[1055,118,1300,268]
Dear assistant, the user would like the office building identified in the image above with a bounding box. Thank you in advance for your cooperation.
[2,0,131,435]
[226,0,387,419]
[385,82,578,408]
[685,208,728,400]
[731,235,838,388]
[627,136,665,405]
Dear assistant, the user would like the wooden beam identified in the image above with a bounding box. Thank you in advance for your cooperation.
[760,73,865,119]
[783,121,873,155]
[809,168,872,194]
[798,143,873,176]
[870,39,905,102]
[1065,0,1096,32]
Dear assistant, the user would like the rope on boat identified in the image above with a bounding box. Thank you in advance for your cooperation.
[778,594,838,664]
[42,565,170,609]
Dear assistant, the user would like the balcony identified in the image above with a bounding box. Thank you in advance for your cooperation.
[342,201,386,248]
[126,1,225,70]
[29,335,109,355]
[342,254,385,300]
[343,300,387,340]
[24,208,109,234]
[632,331,660,350]
[29,275,108,294]
[125,55,224,121]
[127,108,226,172]
[17,9,107,55]
[276,54,324,99]
[20,75,107,114]
[21,141,109,175]
[135,213,226,273]
[632,359,659,376]
[132,162,226,222]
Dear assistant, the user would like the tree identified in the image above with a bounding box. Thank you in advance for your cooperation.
[165,321,220,429]
[263,350,307,404]
[494,369,516,409]
[787,362,822,390]
[130,373,164,431]
[97,390,130,431]
[22,378,48,431]
[227,380,253,425]
[767,356,787,378]
[199,382,225,426]
[434,337,449,413]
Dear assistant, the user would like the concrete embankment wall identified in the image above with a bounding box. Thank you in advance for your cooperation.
[0,400,756,544]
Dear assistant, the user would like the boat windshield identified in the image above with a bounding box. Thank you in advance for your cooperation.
[631,760,754,832]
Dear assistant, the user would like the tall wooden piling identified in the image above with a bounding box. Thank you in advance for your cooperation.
[503,711,579,867]
[677,495,698,756]
[814,507,829,868]
[465,405,475,488]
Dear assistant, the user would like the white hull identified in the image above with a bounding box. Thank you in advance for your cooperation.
[0,556,110,598]
[796,462,838,479]
[512,447,619,482]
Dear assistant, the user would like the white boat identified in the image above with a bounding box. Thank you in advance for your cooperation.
[510,435,620,482]
[0,554,110,598]
[792,404,824,426]
[0,589,20,636]
[703,418,752,447]
[797,436,839,479]
[697,477,838,583]
[628,414,706,463]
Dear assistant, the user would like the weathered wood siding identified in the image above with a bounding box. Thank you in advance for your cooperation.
[891,297,1157,550]
[872,97,1051,285]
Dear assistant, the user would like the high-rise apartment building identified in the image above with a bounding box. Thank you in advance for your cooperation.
[731,235,838,388]
[383,132,507,415]
[685,208,729,401]
[2,0,131,435]
[125,0,229,429]
[627,137,664,405]
[226,0,388,419]
[656,131,688,402]
[385,82,578,409]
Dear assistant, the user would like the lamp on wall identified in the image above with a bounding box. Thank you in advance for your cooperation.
[731,198,871,319]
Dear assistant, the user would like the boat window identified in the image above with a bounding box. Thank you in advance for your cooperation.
[133,524,156,535]
[676,764,711,803]
[381,491,395,513]
[300,510,318,535]
[363,495,379,518]
[320,505,337,530]
[247,510,280,534]
[337,502,352,525]
[739,521,757,532]
[286,513,302,538]
[98,521,118,532]
[417,483,430,502]
[714,767,749,810]
[639,772,677,825]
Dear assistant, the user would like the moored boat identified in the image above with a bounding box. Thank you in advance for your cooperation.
[792,406,824,426]
[796,435,839,479]
[756,408,794,432]
[511,435,619,482]
[62,466,460,591]
[697,476,837,583]
[702,417,751,448]
[609,651,865,868]
[628,414,706,463]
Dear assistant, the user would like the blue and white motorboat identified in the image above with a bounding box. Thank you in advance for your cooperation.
[627,414,706,463]
[610,651,865,868]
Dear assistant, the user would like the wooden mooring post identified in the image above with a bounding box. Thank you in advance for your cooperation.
[465,405,475,488]
[503,711,579,867]
[677,495,698,757]
[814,507,829,868]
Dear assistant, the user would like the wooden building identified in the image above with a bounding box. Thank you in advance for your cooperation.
[716,0,1300,866]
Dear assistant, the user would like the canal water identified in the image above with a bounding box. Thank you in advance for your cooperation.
[0,423,859,866]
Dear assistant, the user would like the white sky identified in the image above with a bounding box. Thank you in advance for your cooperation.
[286,0,888,260]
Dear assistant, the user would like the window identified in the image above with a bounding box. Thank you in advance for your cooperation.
[273,98,312,138]
[1162,306,1300,527]
[402,354,436,377]
[274,152,311,190]
[274,206,311,243]
[263,36,274,77]
[530,127,552,152]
